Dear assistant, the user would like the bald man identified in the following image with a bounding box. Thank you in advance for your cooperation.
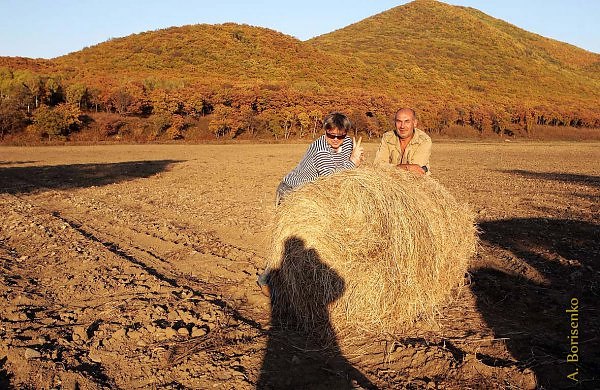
[374,108,431,175]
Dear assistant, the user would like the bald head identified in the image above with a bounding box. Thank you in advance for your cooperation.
[394,108,418,140]
[395,108,416,120]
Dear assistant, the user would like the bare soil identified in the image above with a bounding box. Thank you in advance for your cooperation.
[0,141,598,389]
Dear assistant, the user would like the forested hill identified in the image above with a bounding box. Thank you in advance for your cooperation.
[52,23,384,91]
[309,0,600,115]
[1,0,599,142]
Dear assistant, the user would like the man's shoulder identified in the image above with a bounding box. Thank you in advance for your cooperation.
[414,128,432,144]
[381,131,397,143]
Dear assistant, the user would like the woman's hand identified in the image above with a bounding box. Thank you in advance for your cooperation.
[350,136,364,166]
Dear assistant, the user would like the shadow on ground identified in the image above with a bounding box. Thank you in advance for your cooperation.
[0,356,12,389]
[0,160,182,194]
[474,218,599,388]
[498,170,600,189]
[258,236,376,389]
[0,161,38,166]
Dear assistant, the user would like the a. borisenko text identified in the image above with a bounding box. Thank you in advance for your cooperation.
[566,297,579,382]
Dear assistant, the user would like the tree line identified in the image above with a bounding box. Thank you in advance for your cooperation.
[1,67,598,142]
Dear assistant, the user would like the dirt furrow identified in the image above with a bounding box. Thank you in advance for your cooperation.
[0,194,267,388]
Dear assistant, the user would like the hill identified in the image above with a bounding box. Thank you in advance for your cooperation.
[52,23,383,92]
[1,0,599,142]
[309,0,600,118]
[0,57,56,73]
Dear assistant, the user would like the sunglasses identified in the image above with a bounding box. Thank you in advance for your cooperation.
[325,132,347,140]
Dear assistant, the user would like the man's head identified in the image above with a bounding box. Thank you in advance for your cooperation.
[323,112,351,150]
[394,108,418,140]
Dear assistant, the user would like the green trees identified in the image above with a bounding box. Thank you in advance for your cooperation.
[65,83,88,108]
[20,73,43,111]
[258,109,284,140]
[309,109,323,138]
[297,111,311,138]
[237,105,258,137]
[31,104,82,139]
[0,98,28,139]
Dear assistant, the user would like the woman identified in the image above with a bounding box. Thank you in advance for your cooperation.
[275,111,364,205]
[259,112,363,296]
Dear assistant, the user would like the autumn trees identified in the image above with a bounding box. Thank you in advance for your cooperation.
[0,25,598,141]
[30,104,82,139]
[1,18,598,142]
[0,98,27,139]
[1,63,598,143]
[0,68,78,138]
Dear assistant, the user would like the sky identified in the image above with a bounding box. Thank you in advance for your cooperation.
[1,0,598,59]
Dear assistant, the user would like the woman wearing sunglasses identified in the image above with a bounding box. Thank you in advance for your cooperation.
[260,112,365,297]
[275,112,364,205]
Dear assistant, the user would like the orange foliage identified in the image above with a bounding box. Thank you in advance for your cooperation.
[1,0,599,142]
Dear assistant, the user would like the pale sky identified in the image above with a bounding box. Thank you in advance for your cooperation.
[1,0,598,59]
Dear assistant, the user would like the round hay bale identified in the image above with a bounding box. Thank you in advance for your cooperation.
[267,166,477,336]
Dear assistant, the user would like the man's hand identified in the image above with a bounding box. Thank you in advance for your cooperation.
[350,136,364,166]
[397,163,426,175]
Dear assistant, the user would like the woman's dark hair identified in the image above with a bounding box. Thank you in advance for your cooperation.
[323,112,352,132]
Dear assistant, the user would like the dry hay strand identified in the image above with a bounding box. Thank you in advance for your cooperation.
[267,166,477,337]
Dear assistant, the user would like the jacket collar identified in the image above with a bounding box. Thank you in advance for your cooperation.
[387,128,427,146]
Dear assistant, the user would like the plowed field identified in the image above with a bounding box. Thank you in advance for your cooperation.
[1,141,598,389]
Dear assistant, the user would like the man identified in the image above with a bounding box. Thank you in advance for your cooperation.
[374,108,431,175]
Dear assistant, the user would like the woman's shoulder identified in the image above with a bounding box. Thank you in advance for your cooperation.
[309,136,327,150]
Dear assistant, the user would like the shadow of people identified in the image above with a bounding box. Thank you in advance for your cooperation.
[498,169,600,189]
[0,160,182,194]
[258,236,376,389]
[473,218,599,388]
[0,356,12,389]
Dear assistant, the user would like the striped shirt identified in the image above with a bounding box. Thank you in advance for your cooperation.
[282,135,355,189]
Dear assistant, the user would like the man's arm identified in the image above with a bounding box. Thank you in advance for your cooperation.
[411,138,431,169]
[396,139,432,175]
[373,136,393,167]
[397,164,426,174]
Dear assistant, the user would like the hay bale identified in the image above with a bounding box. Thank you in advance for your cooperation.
[267,166,476,336]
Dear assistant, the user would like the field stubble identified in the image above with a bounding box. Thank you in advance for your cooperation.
[0,141,598,389]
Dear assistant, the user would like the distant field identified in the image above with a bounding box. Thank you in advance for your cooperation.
[0,141,598,388]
